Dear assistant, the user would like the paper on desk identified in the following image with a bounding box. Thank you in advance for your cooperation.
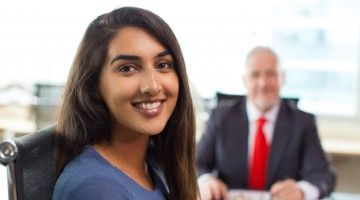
[226,189,271,200]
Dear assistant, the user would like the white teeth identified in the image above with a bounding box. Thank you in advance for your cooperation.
[138,101,161,110]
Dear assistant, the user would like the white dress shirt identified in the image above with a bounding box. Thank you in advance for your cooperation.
[246,98,280,162]
[246,98,320,200]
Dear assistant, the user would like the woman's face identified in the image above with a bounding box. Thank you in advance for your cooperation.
[99,26,179,138]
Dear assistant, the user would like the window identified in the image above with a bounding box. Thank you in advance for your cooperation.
[271,0,360,117]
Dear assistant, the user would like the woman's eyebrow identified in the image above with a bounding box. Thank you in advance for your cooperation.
[110,50,171,65]
[156,50,171,58]
[110,54,141,65]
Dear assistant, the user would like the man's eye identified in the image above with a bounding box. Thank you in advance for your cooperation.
[251,72,260,78]
[266,71,278,77]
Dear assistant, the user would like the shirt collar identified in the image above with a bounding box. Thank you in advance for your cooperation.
[246,97,281,123]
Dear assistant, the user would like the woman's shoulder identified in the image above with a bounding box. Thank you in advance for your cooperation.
[58,145,110,177]
[53,146,133,199]
[53,176,131,200]
[53,146,168,200]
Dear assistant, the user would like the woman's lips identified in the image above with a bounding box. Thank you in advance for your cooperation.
[132,100,164,117]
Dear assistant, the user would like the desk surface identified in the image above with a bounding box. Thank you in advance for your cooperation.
[227,189,360,200]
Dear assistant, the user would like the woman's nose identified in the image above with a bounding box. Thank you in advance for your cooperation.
[140,69,161,97]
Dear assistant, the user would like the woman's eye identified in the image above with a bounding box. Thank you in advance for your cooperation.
[118,64,137,73]
[157,61,174,71]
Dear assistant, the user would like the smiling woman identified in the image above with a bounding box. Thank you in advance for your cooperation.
[52,7,197,200]
[98,27,179,136]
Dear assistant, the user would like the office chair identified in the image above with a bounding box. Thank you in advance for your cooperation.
[0,126,55,200]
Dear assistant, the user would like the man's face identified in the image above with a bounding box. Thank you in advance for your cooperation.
[243,51,282,113]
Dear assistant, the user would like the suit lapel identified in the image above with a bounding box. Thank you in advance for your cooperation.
[266,102,292,187]
[237,99,249,185]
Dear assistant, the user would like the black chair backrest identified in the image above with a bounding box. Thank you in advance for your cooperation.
[216,92,299,108]
[0,126,55,200]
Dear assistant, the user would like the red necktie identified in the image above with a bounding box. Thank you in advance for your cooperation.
[248,117,268,190]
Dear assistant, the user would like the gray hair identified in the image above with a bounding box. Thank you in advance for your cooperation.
[245,46,279,65]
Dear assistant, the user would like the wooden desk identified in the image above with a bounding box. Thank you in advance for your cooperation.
[227,189,360,200]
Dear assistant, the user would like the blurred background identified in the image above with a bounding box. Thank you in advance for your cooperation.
[0,0,359,198]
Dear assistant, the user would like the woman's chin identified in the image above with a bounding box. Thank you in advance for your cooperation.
[140,126,166,136]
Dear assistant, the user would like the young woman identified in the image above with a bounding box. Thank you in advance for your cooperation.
[52,7,197,200]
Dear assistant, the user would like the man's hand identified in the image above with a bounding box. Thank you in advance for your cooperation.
[198,175,228,200]
[270,179,304,200]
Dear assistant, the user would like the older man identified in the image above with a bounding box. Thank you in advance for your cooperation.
[196,46,335,200]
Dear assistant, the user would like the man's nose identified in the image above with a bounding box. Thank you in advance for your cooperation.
[257,74,268,87]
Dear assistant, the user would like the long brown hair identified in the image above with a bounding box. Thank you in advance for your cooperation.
[55,7,197,199]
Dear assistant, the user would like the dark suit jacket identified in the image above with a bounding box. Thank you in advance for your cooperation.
[196,97,336,198]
